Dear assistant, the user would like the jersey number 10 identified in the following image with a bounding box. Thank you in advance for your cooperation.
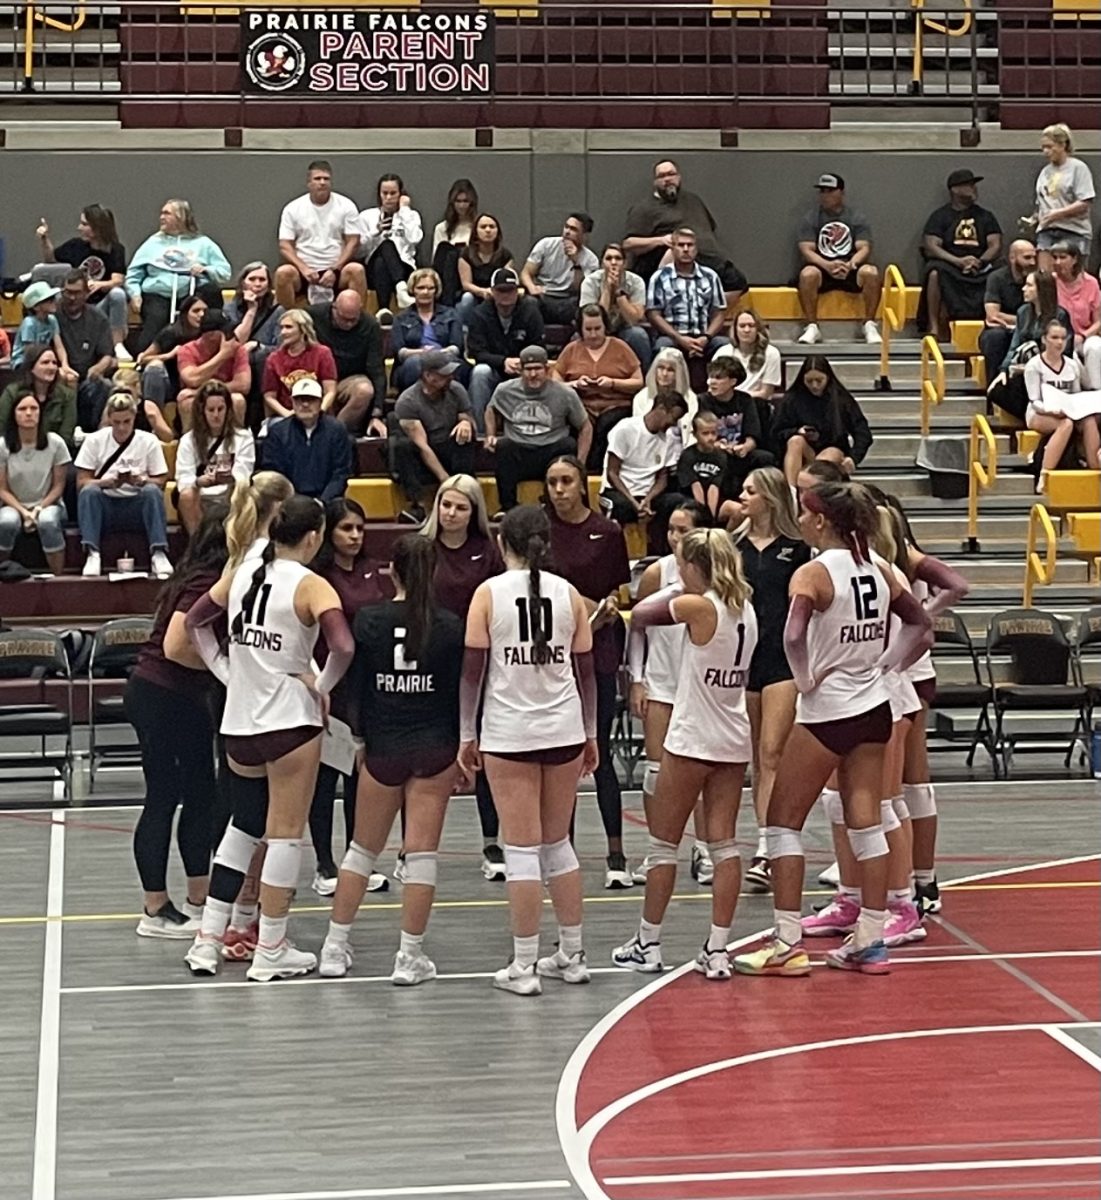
[515,597,553,643]
[850,575,880,621]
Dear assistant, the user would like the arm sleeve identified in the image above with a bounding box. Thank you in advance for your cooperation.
[459,645,488,743]
[877,589,934,674]
[626,621,647,684]
[629,584,683,631]
[315,608,354,695]
[184,590,230,684]
[914,555,970,616]
[572,649,598,740]
[783,593,815,693]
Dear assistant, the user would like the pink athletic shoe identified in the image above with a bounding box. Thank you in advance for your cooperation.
[222,922,259,961]
[883,900,927,947]
[801,894,860,937]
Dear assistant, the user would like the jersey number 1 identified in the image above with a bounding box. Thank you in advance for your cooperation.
[241,583,272,628]
[515,597,553,643]
[850,575,879,621]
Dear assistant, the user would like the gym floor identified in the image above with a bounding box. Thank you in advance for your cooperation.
[3,778,1098,1200]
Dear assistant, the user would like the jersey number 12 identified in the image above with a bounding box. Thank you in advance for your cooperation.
[850,575,879,621]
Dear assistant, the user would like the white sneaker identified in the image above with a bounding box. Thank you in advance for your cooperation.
[493,960,542,996]
[375,306,394,327]
[185,934,222,975]
[393,857,408,885]
[694,944,732,981]
[537,948,590,984]
[818,860,841,887]
[136,902,200,939]
[366,872,390,893]
[394,281,413,310]
[612,933,664,973]
[798,322,822,345]
[151,550,173,578]
[247,939,317,982]
[115,342,134,363]
[392,949,437,986]
[82,550,102,577]
[863,320,882,345]
[312,870,337,898]
[481,844,506,881]
[604,853,634,890]
[691,844,714,886]
[319,939,352,978]
[631,856,651,884]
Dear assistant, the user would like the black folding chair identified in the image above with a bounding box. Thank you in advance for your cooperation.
[0,627,74,801]
[1071,606,1101,767]
[927,609,996,771]
[87,617,154,791]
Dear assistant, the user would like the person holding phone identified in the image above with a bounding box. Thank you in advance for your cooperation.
[174,381,256,534]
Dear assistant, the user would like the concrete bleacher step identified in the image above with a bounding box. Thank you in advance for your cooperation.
[934,556,1093,586]
[908,512,1033,541]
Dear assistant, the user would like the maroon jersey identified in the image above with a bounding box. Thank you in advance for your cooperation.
[133,572,223,704]
[432,531,505,618]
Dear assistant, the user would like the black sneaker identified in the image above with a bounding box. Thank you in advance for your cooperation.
[915,878,942,916]
[136,900,200,940]
[481,843,506,881]
[399,503,427,526]
[604,851,634,890]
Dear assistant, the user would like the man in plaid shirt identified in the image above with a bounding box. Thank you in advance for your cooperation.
[645,228,731,364]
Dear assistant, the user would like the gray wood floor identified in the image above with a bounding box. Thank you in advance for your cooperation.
[3,781,1098,1200]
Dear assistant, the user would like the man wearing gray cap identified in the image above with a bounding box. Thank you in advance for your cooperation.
[484,345,591,512]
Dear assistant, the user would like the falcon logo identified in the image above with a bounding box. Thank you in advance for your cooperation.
[818,221,854,260]
[245,33,306,92]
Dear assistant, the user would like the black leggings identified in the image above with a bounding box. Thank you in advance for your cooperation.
[310,763,358,873]
[594,670,622,841]
[366,239,412,308]
[475,771,498,841]
[126,675,216,892]
[207,771,269,905]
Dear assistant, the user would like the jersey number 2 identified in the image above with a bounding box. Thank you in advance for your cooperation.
[850,575,879,621]
[241,583,272,627]
[515,597,553,643]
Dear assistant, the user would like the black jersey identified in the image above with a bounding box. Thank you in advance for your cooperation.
[350,600,463,756]
[740,535,812,662]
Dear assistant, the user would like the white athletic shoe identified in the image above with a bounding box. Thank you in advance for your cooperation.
[798,322,823,345]
[137,902,200,940]
[312,870,337,898]
[631,856,651,884]
[393,856,408,885]
[114,342,134,363]
[691,844,714,886]
[694,944,733,981]
[863,320,883,345]
[818,860,841,887]
[604,852,634,890]
[481,843,506,881]
[537,948,591,984]
[612,933,664,973]
[151,550,173,579]
[185,934,222,975]
[366,872,390,893]
[82,550,101,577]
[392,950,437,986]
[318,940,352,978]
[493,961,542,996]
[247,939,317,982]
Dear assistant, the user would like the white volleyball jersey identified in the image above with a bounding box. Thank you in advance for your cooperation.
[879,557,921,721]
[479,569,584,753]
[907,576,937,685]
[796,548,892,724]
[221,558,322,736]
[643,555,686,705]
[664,591,757,763]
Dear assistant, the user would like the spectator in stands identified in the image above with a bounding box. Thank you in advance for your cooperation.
[601,391,686,553]
[390,349,477,524]
[176,311,250,430]
[521,213,599,326]
[980,239,1037,386]
[261,377,352,502]
[307,290,386,437]
[35,205,129,356]
[136,293,206,415]
[355,173,423,318]
[1024,319,1098,489]
[0,392,70,574]
[390,268,465,393]
[920,169,1003,341]
[11,281,68,374]
[772,354,872,485]
[1050,242,1101,388]
[110,366,173,443]
[676,409,726,519]
[175,381,256,535]
[988,268,1074,422]
[57,271,116,431]
[623,159,748,303]
[580,242,652,369]
[431,178,478,306]
[645,228,729,367]
[551,303,642,470]
[0,344,77,452]
[466,267,545,429]
[275,160,364,310]
[1034,124,1096,269]
[0,328,10,371]
[484,345,591,512]
[633,345,699,446]
[796,173,882,347]
[700,357,774,495]
[714,309,783,403]
[261,309,338,420]
[457,213,514,321]
[223,262,284,430]
[75,392,171,578]
[125,199,231,353]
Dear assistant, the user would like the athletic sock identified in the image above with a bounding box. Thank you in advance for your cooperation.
[639,917,662,945]
[326,920,352,948]
[914,868,936,886]
[888,887,913,905]
[707,923,730,953]
[257,914,288,949]
[513,934,540,968]
[229,901,258,932]
[558,924,583,956]
[199,896,231,940]
[854,907,887,949]
[775,909,803,947]
[399,929,424,957]
[755,828,768,859]
[838,884,862,903]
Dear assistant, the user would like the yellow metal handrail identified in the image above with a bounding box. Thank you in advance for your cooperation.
[876,263,907,391]
[22,2,86,92]
[911,0,973,93]
[919,334,946,437]
[967,412,997,549]
[1024,503,1057,606]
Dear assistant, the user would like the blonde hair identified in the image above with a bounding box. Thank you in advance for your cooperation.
[873,504,909,575]
[733,466,802,542]
[225,471,294,569]
[104,393,136,416]
[645,346,693,401]
[421,473,490,541]
[407,267,442,299]
[111,367,141,399]
[680,528,752,611]
[164,198,200,235]
[281,308,318,347]
[1041,123,1074,153]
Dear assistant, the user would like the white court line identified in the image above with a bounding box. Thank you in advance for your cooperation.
[1044,1024,1101,1073]
[161,1180,573,1199]
[32,809,65,1200]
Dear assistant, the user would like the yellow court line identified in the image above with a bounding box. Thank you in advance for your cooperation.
[0,880,1095,928]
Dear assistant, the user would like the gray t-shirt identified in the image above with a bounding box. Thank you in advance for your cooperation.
[488,378,587,446]
[0,432,71,506]
[796,205,872,261]
[394,380,472,441]
[1036,158,1096,239]
[526,236,599,297]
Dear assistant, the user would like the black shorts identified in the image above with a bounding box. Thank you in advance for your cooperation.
[748,647,794,694]
[486,744,585,766]
[224,724,321,766]
[799,265,864,294]
[913,677,937,707]
[801,702,892,756]
[364,743,458,788]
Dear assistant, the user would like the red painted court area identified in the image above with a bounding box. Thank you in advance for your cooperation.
[559,857,1101,1200]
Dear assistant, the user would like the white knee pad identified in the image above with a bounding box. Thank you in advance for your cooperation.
[504,843,542,882]
[261,838,304,888]
[904,782,937,820]
[765,825,804,859]
[880,798,901,834]
[403,851,438,888]
[539,836,579,879]
[642,760,661,798]
[647,835,679,868]
[708,838,740,866]
[847,824,889,862]
[340,841,377,880]
[212,823,260,874]
[821,788,844,826]
[892,793,910,822]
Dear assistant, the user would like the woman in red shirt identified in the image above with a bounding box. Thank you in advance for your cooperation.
[260,309,338,419]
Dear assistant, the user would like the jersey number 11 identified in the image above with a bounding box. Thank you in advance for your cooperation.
[241,583,272,628]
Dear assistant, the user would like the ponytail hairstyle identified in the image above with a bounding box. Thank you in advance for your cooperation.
[732,465,802,543]
[801,458,849,484]
[154,503,230,626]
[224,471,294,569]
[500,505,553,665]
[672,498,715,529]
[391,534,437,661]
[231,494,325,640]
[799,481,879,564]
[678,527,752,611]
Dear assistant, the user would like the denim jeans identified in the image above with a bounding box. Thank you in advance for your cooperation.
[0,502,66,554]
[468,363,504,432]
[77,483,168,552]
[618,324,654,372]
[96,286,129,334]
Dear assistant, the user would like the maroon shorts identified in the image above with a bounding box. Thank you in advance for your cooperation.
[802,702,892,757]
[486,743,585,766]
[364,743,458,788]
[224,725,321,767]
[913,677,937,707]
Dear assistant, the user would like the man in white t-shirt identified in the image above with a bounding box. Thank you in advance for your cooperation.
[521,212,599,327]
[601,391,687,554]
[74,393,171,578]
[275,160,365,309]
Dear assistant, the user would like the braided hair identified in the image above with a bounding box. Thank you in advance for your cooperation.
[500,505,553,665]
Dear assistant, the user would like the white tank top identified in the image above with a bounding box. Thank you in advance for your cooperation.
[664,590,758,763]
[221,557,322,736]
[878,556,921,721]
[479,569,585,753]
[642,555,686,706]
[797,548,892,724]
[907,576,937,684]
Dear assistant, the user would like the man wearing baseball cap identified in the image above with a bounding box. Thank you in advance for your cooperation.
[11,280,67,372]
[919,168,1003,341]
[796,173,882,346]
[260,376,353,502]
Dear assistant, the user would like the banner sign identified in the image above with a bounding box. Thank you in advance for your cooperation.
[241,9,495,96]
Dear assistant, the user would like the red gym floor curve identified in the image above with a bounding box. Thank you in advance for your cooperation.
[557,856,1101,1200]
